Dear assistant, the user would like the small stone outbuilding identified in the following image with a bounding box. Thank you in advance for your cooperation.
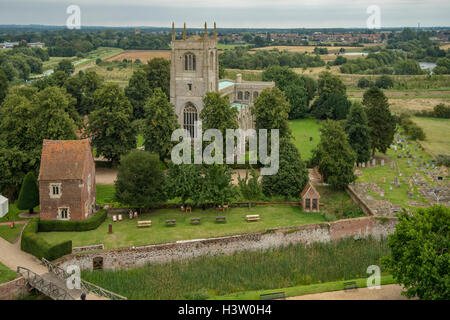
[38,139,96,221]
[301,182,320,212]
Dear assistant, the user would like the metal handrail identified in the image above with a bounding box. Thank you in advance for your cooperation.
[41,258,127,300]
[17,266,75,300]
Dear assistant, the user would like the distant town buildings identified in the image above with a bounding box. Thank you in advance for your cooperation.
[0,41,45,49]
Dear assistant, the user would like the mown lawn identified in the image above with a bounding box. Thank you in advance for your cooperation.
[412,117,450,157]
[212,274,396,300]
[38,205,325,249]
[0,224,24,243]
[0,201,37,223]
[81,237,389,300]
[289,118,321,160]
[0,262,17,285]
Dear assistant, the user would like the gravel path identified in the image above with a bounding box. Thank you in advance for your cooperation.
[287,284,414,300]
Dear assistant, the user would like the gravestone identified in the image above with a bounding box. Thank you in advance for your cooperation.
[372,159,376,166]
[366,161,370,168]
[362,162,365,168]
[390,162,395,169]
[381,159,385,166]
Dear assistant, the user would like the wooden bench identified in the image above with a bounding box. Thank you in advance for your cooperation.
[215,216,226,223]
[260,292,286,300]
[246,214,260,222]
[165,219,176,227]
[344,281,358,291]
[190,218,201,225]
[137,220,152,228]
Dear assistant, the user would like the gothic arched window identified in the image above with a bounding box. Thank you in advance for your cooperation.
[245,91,250,100]
[237,91,243,100]
[253,91,259,99]
[184,53,196,71]
[183,103,198,138]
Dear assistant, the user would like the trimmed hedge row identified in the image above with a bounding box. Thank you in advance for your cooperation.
[38,210,107,232]
[21,218,72,261]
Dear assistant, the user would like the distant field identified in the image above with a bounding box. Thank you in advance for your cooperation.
[289,118,321,160]
[105,50,171,62]
[412,117,450,156]
[254,45,364,54]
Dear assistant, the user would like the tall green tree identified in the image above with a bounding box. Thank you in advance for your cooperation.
[115,150,166,209]
[345,102,371,163]
[87,84,136,164]
[0,68,8,106]
[144,58,170,97]
[262,66,311,119]
[363,86,396,155]
[55,59,75,76]
[311,91,351,120]
[317,71,346,96]
[251,87,291,139]
[166,162,204,205]
[142,88,179,160]
[201,165,235,206]
[262,138,309,198]
[200,92,238,136]
[237,168,262,209]
[312,120,356,190]
[125,69,151,120]
[382,205,450,300]
[17,172,39,214]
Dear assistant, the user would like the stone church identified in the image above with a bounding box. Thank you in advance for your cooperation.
[170,22,274,138]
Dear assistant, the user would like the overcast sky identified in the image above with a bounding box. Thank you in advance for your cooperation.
[0,0,449,28]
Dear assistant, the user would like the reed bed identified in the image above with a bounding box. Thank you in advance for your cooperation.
[82,237,389,300]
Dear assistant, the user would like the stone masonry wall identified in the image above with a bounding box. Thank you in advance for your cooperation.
[56,216,397,271]
[0,277,28,300]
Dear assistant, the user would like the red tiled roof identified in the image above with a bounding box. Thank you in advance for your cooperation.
[38,139,92,181]
[300,182,320,199]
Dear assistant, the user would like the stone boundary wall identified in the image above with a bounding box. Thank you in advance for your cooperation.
[0,277,28,300]
[56,216,397,271]
[72,244,105,253]
[346,185,375,216]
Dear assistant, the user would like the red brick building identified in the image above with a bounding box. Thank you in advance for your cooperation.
[38,139,96,221]
[301,182,320,212]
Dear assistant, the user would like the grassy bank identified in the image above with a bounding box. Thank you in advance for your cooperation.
[0,262,17,285]
[81,237,390,300]
[212,274,396,300]
[412,117,450,157]
[38,205,326,249]
[0,224,24,243]
[289,118,321,160]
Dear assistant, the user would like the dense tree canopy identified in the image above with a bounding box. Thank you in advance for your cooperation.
[262,138,309,198]
[86,84,136,164]
[382,205,450,300]
[312,120,356,190]
[125,58,170,120]
[142,88,179,160]
[115,150,166,209]
[345,102,371,163]
[262,66,314,119]
[362,86,396,155]
[251,87,291,139]
[0,86,78,197]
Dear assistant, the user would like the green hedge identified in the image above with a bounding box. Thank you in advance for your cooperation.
[38,210,107,232]
[21,218,72,261]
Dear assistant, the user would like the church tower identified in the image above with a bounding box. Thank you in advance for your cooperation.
[170,22,219,138]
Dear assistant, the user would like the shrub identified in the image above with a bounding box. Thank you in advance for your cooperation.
[433,103,450,119]
[17,172,39,214]
[375,75,394,89]
[38,210,107,232]
[357,77,372,89]
[21,218,72,260]
[436,154,450,167]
